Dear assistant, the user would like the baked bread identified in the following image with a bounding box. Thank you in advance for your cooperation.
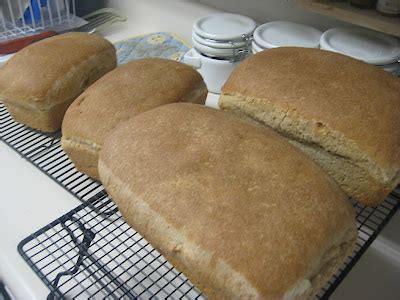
[61,58,207,179]
[99,103,357,299]
[0,32,116,132]
[220,47,400,206]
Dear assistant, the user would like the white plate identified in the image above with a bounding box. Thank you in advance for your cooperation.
[254,21,322,49]
[320,27,400,65]
[192,36,247,57]
[252,41,264,53]
[192,32,248,49]
[193,13,256,41]
[379,61,400,75]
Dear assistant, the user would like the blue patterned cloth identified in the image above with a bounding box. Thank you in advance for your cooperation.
[114,32,190,65]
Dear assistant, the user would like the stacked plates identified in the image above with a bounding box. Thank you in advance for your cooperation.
[184,13,256,93]
[192,13,256,60]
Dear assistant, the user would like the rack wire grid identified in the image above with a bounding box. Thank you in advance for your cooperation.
[18,191,204,299]
[0,102,399,299]
[0,0,76,41]
[0,103,105,212]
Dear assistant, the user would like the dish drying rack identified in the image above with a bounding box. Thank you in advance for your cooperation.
[1,103,399,299]
[0,0,77,41]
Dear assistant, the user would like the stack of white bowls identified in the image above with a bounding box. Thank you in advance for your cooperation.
[184,13,256,93]
[320,27,400,76]
[252,21,322,53]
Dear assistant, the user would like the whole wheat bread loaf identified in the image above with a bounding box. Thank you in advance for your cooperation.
[61,58,207,178]
[0,32,117,132]
[220,47,400,206]
[99,103,357,299]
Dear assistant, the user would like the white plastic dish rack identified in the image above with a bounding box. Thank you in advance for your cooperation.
[0,0,76,41]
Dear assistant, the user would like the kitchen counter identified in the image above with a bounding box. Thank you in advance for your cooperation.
[0,1,399,299]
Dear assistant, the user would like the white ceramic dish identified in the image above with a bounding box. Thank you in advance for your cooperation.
[191,36,246,58]
[253,21,322,49]
[252,40,264,53]
[380,61,400,75]
[320,27,400,66]
[187,13,256,93]
[183,48,239,93]
[192,31,248,49]
[193,13,256,41]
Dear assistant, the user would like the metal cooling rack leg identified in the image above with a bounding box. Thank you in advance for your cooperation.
[47,216,96,299]
[88,190,120,218]
[47,215,135,299]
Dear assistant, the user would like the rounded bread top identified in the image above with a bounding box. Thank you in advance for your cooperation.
[62,58,207,145]
[222,47,400,171]
[0,32,116,102]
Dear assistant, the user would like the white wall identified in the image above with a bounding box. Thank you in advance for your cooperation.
[104,0,223,42]
[196,0,350,31]
[104,0,352,42]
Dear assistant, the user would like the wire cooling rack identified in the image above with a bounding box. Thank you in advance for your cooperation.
[318,191,399,299]
[0,103,105,212]
[18,190,203,299]
[1,103,399,299]
[17,188,400,299]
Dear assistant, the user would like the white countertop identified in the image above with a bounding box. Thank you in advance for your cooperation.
[0,144,81,299]
[0,1,399,299]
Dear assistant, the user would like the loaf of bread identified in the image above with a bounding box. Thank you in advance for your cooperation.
[220,47,400,207]
[0,32,116,132]
[61,58,207,179]
[99,103,357,299]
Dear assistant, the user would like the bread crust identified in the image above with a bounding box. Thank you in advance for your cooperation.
[99,103,357,299]
[220,47,400,206]
[0,32,117,132]
[62,58,207,178]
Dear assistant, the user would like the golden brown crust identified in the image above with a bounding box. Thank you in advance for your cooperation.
[5,99,72,132]
[0,32,117,132]
[62,58,207,178]
[99,103,357,299]
[220,47,400,206]
[222,47,400,169]
[61,137,100,178]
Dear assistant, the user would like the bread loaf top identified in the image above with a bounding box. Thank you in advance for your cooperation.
[222,47,400,173]
[62,58,207,146]
[0,32,116,108]
[99,103,356,299]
